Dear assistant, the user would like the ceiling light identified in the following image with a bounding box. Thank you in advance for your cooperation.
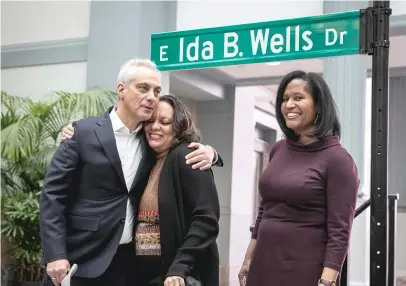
[266,62,281,66]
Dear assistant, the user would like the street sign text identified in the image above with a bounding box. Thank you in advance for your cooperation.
[151,11,360,71]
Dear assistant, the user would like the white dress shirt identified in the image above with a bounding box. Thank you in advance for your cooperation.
[109,107,143,244]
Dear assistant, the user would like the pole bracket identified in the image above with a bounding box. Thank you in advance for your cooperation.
[372,7,392,16]
[359,7,392,55]
[359,7,374,54]
[371,40,390,48]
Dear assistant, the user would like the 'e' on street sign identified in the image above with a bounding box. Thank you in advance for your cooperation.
[150,10,361,71]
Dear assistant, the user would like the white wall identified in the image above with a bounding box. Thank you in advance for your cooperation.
[348,207,370,286]
[392,1,406,16]
[346,79,372,286]
[176,1,323,31]
[229,86,256,285]
[196,95,235,285]
[397,213,406,277]
[253,87,279,133]
[363,78,372,198]
[388,76,406,280]
[1,1,90,46]
[177,96,197,123]
[1,62,88,100]
[254,108,279,132]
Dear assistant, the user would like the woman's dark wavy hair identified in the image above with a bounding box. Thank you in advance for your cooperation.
[159,94,201,144]
[275,70,341,141]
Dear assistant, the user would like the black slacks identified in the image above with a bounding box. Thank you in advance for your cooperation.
[43,243,135,286]
[135,255,164,286]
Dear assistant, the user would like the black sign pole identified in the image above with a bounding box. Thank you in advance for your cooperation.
[369,1,391,286]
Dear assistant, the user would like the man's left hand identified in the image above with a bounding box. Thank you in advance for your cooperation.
[186,142,215,170]
[164,276,185,286]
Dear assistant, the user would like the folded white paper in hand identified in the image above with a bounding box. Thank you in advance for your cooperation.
[61,264,78,286]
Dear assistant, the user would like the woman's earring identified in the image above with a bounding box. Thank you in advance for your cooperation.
[314,113,319,124]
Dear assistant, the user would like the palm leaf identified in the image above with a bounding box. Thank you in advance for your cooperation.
[1,163,22,196]
[1,92,28,114]
[42,103,74,142]
[26,143,57,173]
[55,89,116,118]
[1,88,116,196]
[1,115,42,161]
[1,92,28,130]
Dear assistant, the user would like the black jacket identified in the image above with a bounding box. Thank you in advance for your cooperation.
[158,143,220,286]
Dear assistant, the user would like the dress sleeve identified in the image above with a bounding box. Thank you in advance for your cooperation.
[323,148,359,271]
[251,140,282,239]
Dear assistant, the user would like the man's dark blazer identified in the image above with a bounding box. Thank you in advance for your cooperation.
[39,107,156,278]
[157,143,220,286]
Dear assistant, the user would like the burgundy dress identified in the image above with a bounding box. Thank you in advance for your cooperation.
[246,136,359,286]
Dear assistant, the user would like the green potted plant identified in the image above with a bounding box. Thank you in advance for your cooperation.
[1,90,116,194]
[1,90,116,285]
[1,191,43,286]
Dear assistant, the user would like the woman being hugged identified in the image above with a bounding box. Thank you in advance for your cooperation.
[134,95,220,286]
[238,71,359,286]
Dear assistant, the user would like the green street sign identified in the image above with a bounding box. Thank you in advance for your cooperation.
[151,10,361,71]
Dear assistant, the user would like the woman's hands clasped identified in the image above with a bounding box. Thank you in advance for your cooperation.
[164,276,185,286]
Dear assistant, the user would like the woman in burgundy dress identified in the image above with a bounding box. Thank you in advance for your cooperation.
[238,71,359,286]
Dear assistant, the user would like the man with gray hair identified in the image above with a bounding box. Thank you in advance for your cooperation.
[40,58,223,286]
